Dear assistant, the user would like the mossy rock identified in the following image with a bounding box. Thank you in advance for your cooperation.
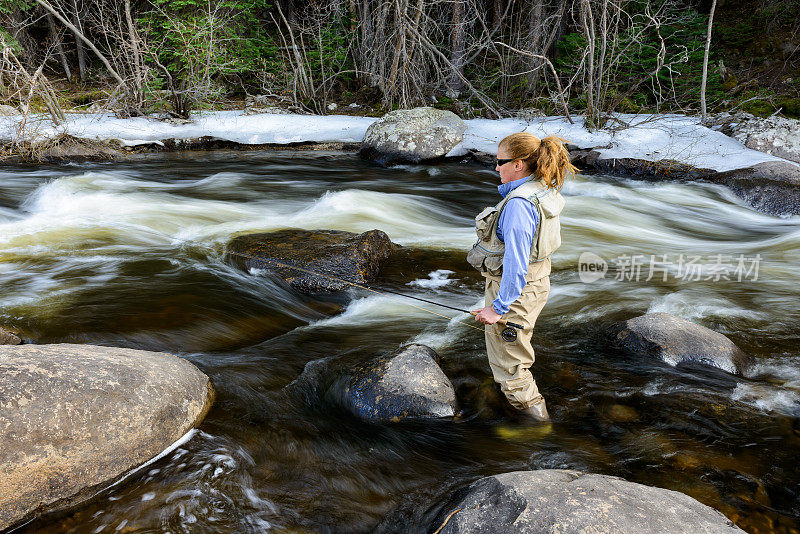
[739,100,777,117]
[777,97,800,118]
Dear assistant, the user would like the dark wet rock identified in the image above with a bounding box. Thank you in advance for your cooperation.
[360,107,466,165]
[227,228,396,293]
[426,470,743,534]
[609,312,750,375]
[0,326,21,345]
[0,344,214,531]
[571,148,715,181]
[287,345,457,422]
[703,161,800,216]
[340,344,457,422]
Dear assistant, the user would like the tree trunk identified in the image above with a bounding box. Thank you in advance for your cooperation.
[124,0,143,93]
[493,0,504,32]
[46,13,72,80]
[701,0,717,121]
[580,0,597,127]
[71,0,86,82]
[447,0,466,97]
[527,0,544,93]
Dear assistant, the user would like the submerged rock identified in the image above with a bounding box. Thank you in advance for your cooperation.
[424,470,743,533]
[340,344,457,422]
[0,344,214,531]
[360,107,466,165]
[0,326,21,345]
[609,312,750,375]
[227,228,396,293]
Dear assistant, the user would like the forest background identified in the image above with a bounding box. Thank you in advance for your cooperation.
[1,0,798,132]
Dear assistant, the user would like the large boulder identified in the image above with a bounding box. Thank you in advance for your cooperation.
[340,344,457,422]
[360,107,466,165]
[609,312,750,375]
[227,228,396,293]
[703,160,800,216]
[0,344,214,531]
[426,470,743,533]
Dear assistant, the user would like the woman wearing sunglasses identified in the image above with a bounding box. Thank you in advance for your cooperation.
[468,132,577,422]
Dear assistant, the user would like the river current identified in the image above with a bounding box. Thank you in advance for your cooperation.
[1,151,798,533]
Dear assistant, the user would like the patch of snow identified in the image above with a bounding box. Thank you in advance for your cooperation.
[2,110,798,173]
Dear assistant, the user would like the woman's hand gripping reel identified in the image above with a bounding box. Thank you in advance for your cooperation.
[470,311,523,342]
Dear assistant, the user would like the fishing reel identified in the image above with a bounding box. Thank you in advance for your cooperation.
[501,321,524,342]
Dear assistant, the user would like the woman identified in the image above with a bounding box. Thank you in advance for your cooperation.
[468,132,577,422]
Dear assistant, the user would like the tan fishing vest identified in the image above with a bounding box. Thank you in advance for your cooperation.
[466,178,566,277]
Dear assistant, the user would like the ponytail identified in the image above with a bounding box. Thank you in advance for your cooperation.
[498,132,578,191]
[534,135,578,192]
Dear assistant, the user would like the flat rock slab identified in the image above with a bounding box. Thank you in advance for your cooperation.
[704,161,800,216]
[342,344,457,422]
[430,470,743,533]
[360,107,466,165]
[569,149,800,216]
[227,228,395,293]
[609,312,750,375]
[0,344,214,531]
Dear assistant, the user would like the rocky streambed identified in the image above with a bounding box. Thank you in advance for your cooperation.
[0,149,798,532]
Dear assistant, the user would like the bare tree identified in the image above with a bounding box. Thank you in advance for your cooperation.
[700,0,717,121]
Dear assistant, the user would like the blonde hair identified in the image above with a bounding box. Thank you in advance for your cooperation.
[499,132,578,191]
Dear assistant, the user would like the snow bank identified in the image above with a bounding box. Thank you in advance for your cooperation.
[0,109,795,173]
[0,110,376,147]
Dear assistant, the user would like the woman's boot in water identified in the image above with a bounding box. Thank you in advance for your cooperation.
[518,398,550,422]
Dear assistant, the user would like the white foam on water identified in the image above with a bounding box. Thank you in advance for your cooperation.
[745,358,800,383]
[409,296,484,350]
[731,383,800,416]
[408,270,456,289]
[1,172,476,259]
[646,291,771,322]
[308,294,433,327]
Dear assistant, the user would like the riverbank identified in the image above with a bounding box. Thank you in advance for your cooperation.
[0,110,792,172]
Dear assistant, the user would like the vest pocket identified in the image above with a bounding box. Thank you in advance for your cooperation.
[474,206,498,241]
[467,242,504,276]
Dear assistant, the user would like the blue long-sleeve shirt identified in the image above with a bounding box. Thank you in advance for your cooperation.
[492,176,539,315]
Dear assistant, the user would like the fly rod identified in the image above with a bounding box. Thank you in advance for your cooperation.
[226,250,524,340]
[375,286,524,330]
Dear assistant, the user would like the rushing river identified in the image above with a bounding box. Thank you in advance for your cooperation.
[1,151,799,533]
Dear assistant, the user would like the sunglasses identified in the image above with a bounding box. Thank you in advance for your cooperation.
[495,157,516,167]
